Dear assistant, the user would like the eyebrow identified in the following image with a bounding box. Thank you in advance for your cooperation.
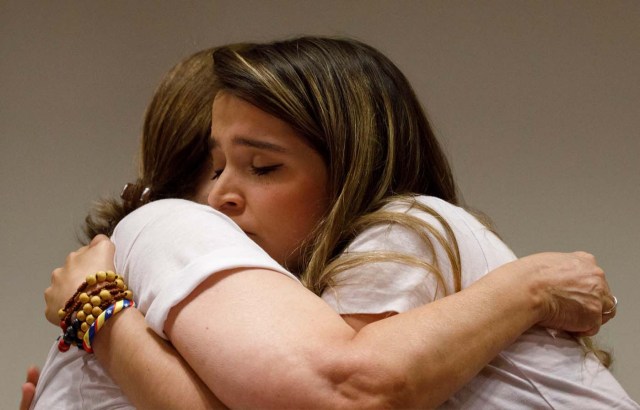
[210,136,288,153]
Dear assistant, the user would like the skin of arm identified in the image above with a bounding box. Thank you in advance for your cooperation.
[47,238,610,409]
[92,308,226,410]
[164,254,607,409]
[45,237,226,410]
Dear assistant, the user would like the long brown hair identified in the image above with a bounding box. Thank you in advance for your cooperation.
[212,37,610,367]
[82,47,217,241]
[212,37,459,290]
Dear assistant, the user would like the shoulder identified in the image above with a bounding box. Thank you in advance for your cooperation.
[374,196,473,232]
[385,196,489,232]
[412,195,460,214]
[113,199,241,240]
[347,196,460,254]
[121,198,229,225]
[380,195,457,218]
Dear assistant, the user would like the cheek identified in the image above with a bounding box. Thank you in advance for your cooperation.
[282,188,327,240]
[264,186,325,242]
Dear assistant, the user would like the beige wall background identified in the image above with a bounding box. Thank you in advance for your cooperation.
[2,0,638,405]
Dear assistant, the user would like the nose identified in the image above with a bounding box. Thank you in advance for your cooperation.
[207,171,245,216]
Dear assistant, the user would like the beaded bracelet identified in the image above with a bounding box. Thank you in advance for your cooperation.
[57,271,134,352]
[58,271,129,322]
[82,299,136,353]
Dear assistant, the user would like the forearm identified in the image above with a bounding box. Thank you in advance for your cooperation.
[89,253,603,409]
[328,252,607,408]
[166,264,545,409]
[92,307,226,410]
[344,262,542,407]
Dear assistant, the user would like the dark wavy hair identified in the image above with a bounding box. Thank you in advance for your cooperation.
[82,47,218,241]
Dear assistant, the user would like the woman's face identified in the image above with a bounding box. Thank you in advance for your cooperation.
[208,92,329,271]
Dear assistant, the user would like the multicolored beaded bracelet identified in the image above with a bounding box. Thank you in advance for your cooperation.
[82,299,136,353]
[57,270,134,353]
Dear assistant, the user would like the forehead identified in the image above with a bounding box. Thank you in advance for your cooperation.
[210,92,301,150]
[210,135,288,153]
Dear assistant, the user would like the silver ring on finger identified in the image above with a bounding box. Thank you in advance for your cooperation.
[603,295,618,315]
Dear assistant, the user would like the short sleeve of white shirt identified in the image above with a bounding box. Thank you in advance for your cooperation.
[321,196,516,314]
[112,199,296,338]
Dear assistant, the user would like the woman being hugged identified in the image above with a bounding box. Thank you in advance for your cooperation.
[43,37,628,409]
[32,46,224,409]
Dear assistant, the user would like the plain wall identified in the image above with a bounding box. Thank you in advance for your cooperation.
[2,0,638,405]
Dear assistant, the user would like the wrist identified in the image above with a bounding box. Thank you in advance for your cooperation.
[82,299,136,353]
[92,305,137,356]
[56,271,134,353]
[484,257,547,327]
[92,307,149,381]
[513,255,552,325]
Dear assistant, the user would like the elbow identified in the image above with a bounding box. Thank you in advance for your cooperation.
[320,349,421,409]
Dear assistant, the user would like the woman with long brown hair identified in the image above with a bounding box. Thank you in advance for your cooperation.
[30,46,224,409]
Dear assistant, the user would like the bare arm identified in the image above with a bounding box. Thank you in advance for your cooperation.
[45,237,226,410]
[164,253,608,408]
[92,308,226,410]
[46,239,611,409]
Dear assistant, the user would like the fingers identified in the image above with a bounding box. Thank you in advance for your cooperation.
[19,367,39,410]
[572,250,618,329]
[61,234,109,263]
[19,383,36,410]
[44,284,61,325]
[65,246,88,265]
[602,295,617,315]
[87,236,116,259]
[574,327,600,338]
[49,266,61,285]
[533,251,617,334]
[601,294,618,326]
[574,251,617,327]
[45,268,63,324]
[572,250,596,262]
[26,366,40,385]
[45,238,116,325]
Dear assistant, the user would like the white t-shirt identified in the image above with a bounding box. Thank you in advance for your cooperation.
[32,199,295,409]
[321,195,638,409]
[32,197,637,409]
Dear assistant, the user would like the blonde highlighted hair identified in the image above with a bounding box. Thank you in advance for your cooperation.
[212,36,610,367]
[212,37,459,291]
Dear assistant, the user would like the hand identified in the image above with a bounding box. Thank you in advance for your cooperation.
[520,251,614,336]
[44,235,116,325]
[19,366,39,410]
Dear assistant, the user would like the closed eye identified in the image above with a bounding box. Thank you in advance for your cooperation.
[211,169,224,180]
[251,164,282,176]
